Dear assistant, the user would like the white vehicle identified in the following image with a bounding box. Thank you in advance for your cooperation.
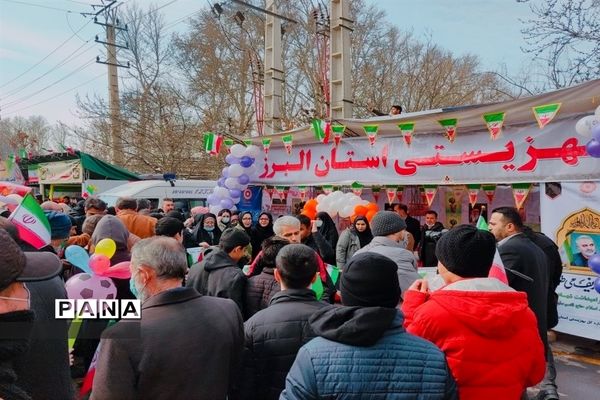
[99,180,216,212]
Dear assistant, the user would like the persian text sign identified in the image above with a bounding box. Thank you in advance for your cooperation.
[555,274,600,340]
[255,120,599,185]
[38,160,82,184]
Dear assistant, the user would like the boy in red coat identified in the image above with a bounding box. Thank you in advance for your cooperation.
[402,224,545,400]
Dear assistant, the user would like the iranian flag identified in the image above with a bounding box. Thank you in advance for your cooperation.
[282,134,293,155]
[8,193,51,249]
[438,118,458,143]
[512,183,531,209]
[466,184,481,207]
[223,139,234,153]
[363,125,379,146]
[533,103,561,129]
[386,186,397,205]
[423,185,438,207]
[331,124,345,146]
[351,182,363,196]
[312,119,331,143]
[483,112,505,140]
[203,132,222,155]
[398,122,415,146]
[262,138,271,154]
[489,248,509,284]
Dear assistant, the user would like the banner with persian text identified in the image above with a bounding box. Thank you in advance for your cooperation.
[255,118,599,185]
[541,181,600,340]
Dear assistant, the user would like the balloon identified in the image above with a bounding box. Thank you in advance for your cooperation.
[365,210,377,222]
[94,238,116,259]
[304,199,318,211]
[240,156,254,168]
[592,124,600,141]
[575,115,600,137]
[217,178,226,187]
[354,205,368,216]
[244,145,261,159]
[339,205,353,218]
[595,277,600,294]
[229,189,242,198]
[302,209,317,220]
[89,253,111,275]
[225,154,240,165]
[96,261,131,279]
[586,139,600,158]
[228,164,244,177]
[231,196,241,204]
[225,177,240,189]
[65,245,91,273]
[220,198,234,209]
[238,174,250,185]
[207,194,218,205]
[316,194,326,203]
[209,205,222,215]
[65,273,117,300]
[230,144,246,158]
[214,187,229,198]
[366,202,379,212]
[589,254,600,275]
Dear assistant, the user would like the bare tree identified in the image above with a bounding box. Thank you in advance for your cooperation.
[519,0,600,88]
[0,116,51,157]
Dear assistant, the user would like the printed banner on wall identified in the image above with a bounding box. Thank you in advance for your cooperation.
[254,120,598,185]
[541,181,600,340]
[236,185,263,221]
[37,160,82,184]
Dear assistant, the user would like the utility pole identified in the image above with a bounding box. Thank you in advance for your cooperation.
[263,0,283,135]
[90,1,129,165]
[330,0,353,119]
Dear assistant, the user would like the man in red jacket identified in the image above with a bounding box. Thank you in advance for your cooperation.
[402,225,545,400]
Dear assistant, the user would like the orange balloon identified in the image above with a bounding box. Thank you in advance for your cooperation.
[366,203,379,212]
[365,210,377,222]
[354,205,368,216]
[304,199,318,211]
[302,210,317,220]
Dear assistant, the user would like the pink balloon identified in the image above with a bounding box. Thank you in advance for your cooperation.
[65,273,117,300]
[97,261,132,279]
[89,254,111,275]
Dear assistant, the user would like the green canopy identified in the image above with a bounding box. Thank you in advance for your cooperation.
[79,152,139,181]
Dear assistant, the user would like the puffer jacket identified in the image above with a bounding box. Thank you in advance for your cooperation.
[335,229,360,269]
[244,267,280,320]
[241,289,327,400]
[402,278,546,400]
[280,306,457,400]
[353,236,420,296]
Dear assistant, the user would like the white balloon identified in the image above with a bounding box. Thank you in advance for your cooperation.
[214,187,229,198]
[228,164,244,177]
[316,194,326,203]
[316,203,328,213]
[244,145,261,159]
[232,196,241,204]
[244,165,257,177]
[575,115,600,137]
[230,144,246,158]
[339,205,353,218]
[225,177,239,189]
[209,205,222,215]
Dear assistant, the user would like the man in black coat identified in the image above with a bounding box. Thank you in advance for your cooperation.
[419,210,445,267]
[92,236,243,400]
[489,207,555,400]
[187,228,250,314]
[297,214,336,265]
[241,244,327,400]
[394,203,421,249]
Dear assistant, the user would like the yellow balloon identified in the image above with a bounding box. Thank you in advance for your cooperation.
[95,238,117,259]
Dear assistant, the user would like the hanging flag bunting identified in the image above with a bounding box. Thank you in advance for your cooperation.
[322,185,334,195]
[203,132,222,155]
[466,184,481,207]
[363,125,379,146]
[532,103,561,129]
[312,119,331,143]
[371,186,381,203]
[243,139,253,146]
[351,182,363,196]
[396,186,404,203]
[265,186,274,200]
[262,138,271,154]
[483,112,505,140]
[385,186,397,205]
[452,185,465,202]
[331,124,345,146]
[512,183,532,209]
[482,184,497,204]
[282,134,293,155]
[438,118,458,143]
[397,122,415,146]
[298,185,307,201]
[223,139,234,153]
[275,186,287,201]
[423,185,438,207]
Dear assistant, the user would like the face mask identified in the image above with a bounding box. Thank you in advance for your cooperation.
[316,220,323,228]
[221,217,230,224]
[129,269,147,301]
[204,226,215,232]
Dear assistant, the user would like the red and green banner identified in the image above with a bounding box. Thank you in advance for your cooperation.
[398,122,415,146]
[423,185,438,207]
[482,184,497,203]
[298,185,307,201]
[533,103,561,129]
[363,125,379,146]
[322,185,334,195]
[385,186,397,205]
[282,134,293,155]
[262,138,271,154]
[512,183,531,209]
[371,186,381,202]
[243,139,253,146]
[351,182,363,196]
[223,139,234,153]
[331,124,345,147]
[396,186,404,203]
[483,112,505,140]
[466,184,481,207]
[203,132,222,155]
[312,119,331,143]
[438,118,458,143]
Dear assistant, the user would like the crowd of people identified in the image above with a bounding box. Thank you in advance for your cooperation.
[0,194,563,400]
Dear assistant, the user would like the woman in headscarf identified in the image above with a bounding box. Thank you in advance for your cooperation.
[217,209,232,232]
[239,211,255,238]
[252,212,274,260]
[185,213,221,249]
[316,211,339,250]
[335,215,373,269]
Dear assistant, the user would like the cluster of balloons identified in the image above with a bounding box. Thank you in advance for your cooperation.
[64,239,131,301]
[207,144,261,215]
[301,191,379,221]
[575,105,600,158]
[589,255,600,294]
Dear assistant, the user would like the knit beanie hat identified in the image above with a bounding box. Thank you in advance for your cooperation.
[341,252,401,308]
[435,224,496,278]
[44,211,72,240]
[369,211,406,237]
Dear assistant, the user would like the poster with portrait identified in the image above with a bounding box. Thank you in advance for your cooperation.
[445,191,462,228]
[468,203,488,224]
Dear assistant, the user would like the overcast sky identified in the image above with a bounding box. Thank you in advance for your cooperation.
[0,0,538,126]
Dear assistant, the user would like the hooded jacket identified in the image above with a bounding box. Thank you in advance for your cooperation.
[187,249,247,314]
[402,278,546,400]
[280,306,457,399]
[244,267,280,320]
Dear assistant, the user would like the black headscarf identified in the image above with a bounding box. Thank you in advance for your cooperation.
[353,216,373,248]
[187,213,221,248]
[252,212,274,258]
[239,211,255,237]
[316,211,339,249]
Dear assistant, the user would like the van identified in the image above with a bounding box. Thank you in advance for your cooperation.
[99,180,216,212]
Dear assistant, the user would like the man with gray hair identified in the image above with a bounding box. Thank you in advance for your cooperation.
[92,236,244,400]
[273,215,302,244]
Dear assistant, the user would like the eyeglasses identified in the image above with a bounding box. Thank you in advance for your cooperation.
[259,218,269,221]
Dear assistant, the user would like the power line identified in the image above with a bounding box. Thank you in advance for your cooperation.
[0,0,78,13]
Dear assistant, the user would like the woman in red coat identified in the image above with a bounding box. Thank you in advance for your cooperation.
[402,225,545,400]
